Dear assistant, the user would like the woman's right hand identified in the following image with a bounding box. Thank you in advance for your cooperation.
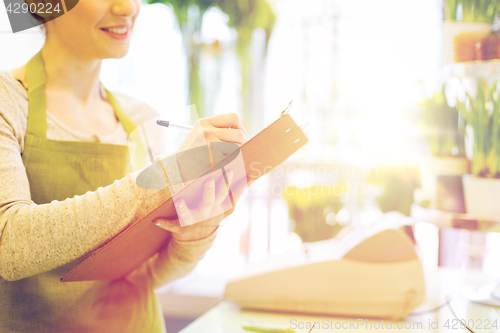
[177,113,248,153]
[153,113,249,239]
[175,113,248,184]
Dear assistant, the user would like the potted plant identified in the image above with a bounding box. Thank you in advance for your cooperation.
[417,85,470,210]
[282,185,346,243]
[456,80,500,219]
[365,167,422,216]
[442,0,500,63]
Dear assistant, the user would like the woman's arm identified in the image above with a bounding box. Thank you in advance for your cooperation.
[138,230,218,290]
[0,76,247,282]
[0,81,172,281]
[143,165,247,289]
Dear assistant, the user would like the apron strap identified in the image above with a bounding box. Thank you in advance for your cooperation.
[102,86,136,136]
[25,51,48,138]
[102,85,151,167]
[25,51,137,138]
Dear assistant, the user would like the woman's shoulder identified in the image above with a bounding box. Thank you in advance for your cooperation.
[0,69,27,94]
[0,69,28,115]
[0,69,29,150]
[0,69,29,115]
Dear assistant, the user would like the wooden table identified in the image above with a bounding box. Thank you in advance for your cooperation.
[179,268,500,333]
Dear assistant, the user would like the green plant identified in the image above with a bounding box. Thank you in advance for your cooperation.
[444,0,500,23]
[456,80,500,177]
[445,0,459,20]
[146,0,275,126]
[282,185,346,242]
[418,85,466,157]
[365,167,421,216]
[217,0,275,130]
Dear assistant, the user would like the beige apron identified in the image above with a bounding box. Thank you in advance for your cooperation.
[0,51,165,333]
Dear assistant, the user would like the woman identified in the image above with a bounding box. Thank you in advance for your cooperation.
[0,0,248,332]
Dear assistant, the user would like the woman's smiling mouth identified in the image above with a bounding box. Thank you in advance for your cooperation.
[100,25,131,40]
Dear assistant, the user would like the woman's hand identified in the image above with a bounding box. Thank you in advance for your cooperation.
[153,169,246,242]
[153,113,248,242]
[174,113,248,188]
[177,113,248,152]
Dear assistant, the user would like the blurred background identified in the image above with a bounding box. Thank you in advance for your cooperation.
[4,0,500,331]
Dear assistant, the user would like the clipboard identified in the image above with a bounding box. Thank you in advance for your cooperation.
[61,112,308,282]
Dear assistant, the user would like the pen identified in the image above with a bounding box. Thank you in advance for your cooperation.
[156,120,193,132]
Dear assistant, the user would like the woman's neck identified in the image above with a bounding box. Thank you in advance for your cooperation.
[40,40,103,105]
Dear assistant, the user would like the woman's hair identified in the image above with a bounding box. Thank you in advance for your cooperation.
[26,0,54,32]
[27,2,47,25]
[27,0,80,30]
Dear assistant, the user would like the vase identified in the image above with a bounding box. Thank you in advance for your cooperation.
[462,175,500,220]
[442,21,493,64]
[418,156,470,210]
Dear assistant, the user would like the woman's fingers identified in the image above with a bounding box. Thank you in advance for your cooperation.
[154,217,180,232]
[210,128,248,145]
[199,178,216,213]
[153,198,195,230]
[226,172,246,204]
[202,127,247,145]
[207,113,248,136]
[175,199,194,226]
[182,114,248,148]
[155,172,235,231]
[215,170,233,203]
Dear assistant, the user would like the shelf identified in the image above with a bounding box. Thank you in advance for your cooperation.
[411,203,500,232]
[444,60,500,79]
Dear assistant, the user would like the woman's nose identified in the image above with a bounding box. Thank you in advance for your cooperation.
[111,0,139,17]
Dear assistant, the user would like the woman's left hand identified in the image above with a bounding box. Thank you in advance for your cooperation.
[153,169,245,242]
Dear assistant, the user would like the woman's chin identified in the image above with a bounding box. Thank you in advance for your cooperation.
[103,48,130,59]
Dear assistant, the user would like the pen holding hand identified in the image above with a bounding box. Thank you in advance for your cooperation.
[170,113,248,186]
[177,113,248,149]
[153,113,248,242]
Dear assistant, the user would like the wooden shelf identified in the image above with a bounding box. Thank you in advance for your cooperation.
[444,60,500,79]
[411,203,500,232]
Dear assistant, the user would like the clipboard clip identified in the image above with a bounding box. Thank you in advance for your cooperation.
[281,100,293,116]
[299,122,309,130]
[281,100,309,131]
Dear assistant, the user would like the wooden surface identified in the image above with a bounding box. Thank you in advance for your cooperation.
[179,268,500,333]
[411,203,500,232]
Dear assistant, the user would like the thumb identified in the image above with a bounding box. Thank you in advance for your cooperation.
[154,217,180,232]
